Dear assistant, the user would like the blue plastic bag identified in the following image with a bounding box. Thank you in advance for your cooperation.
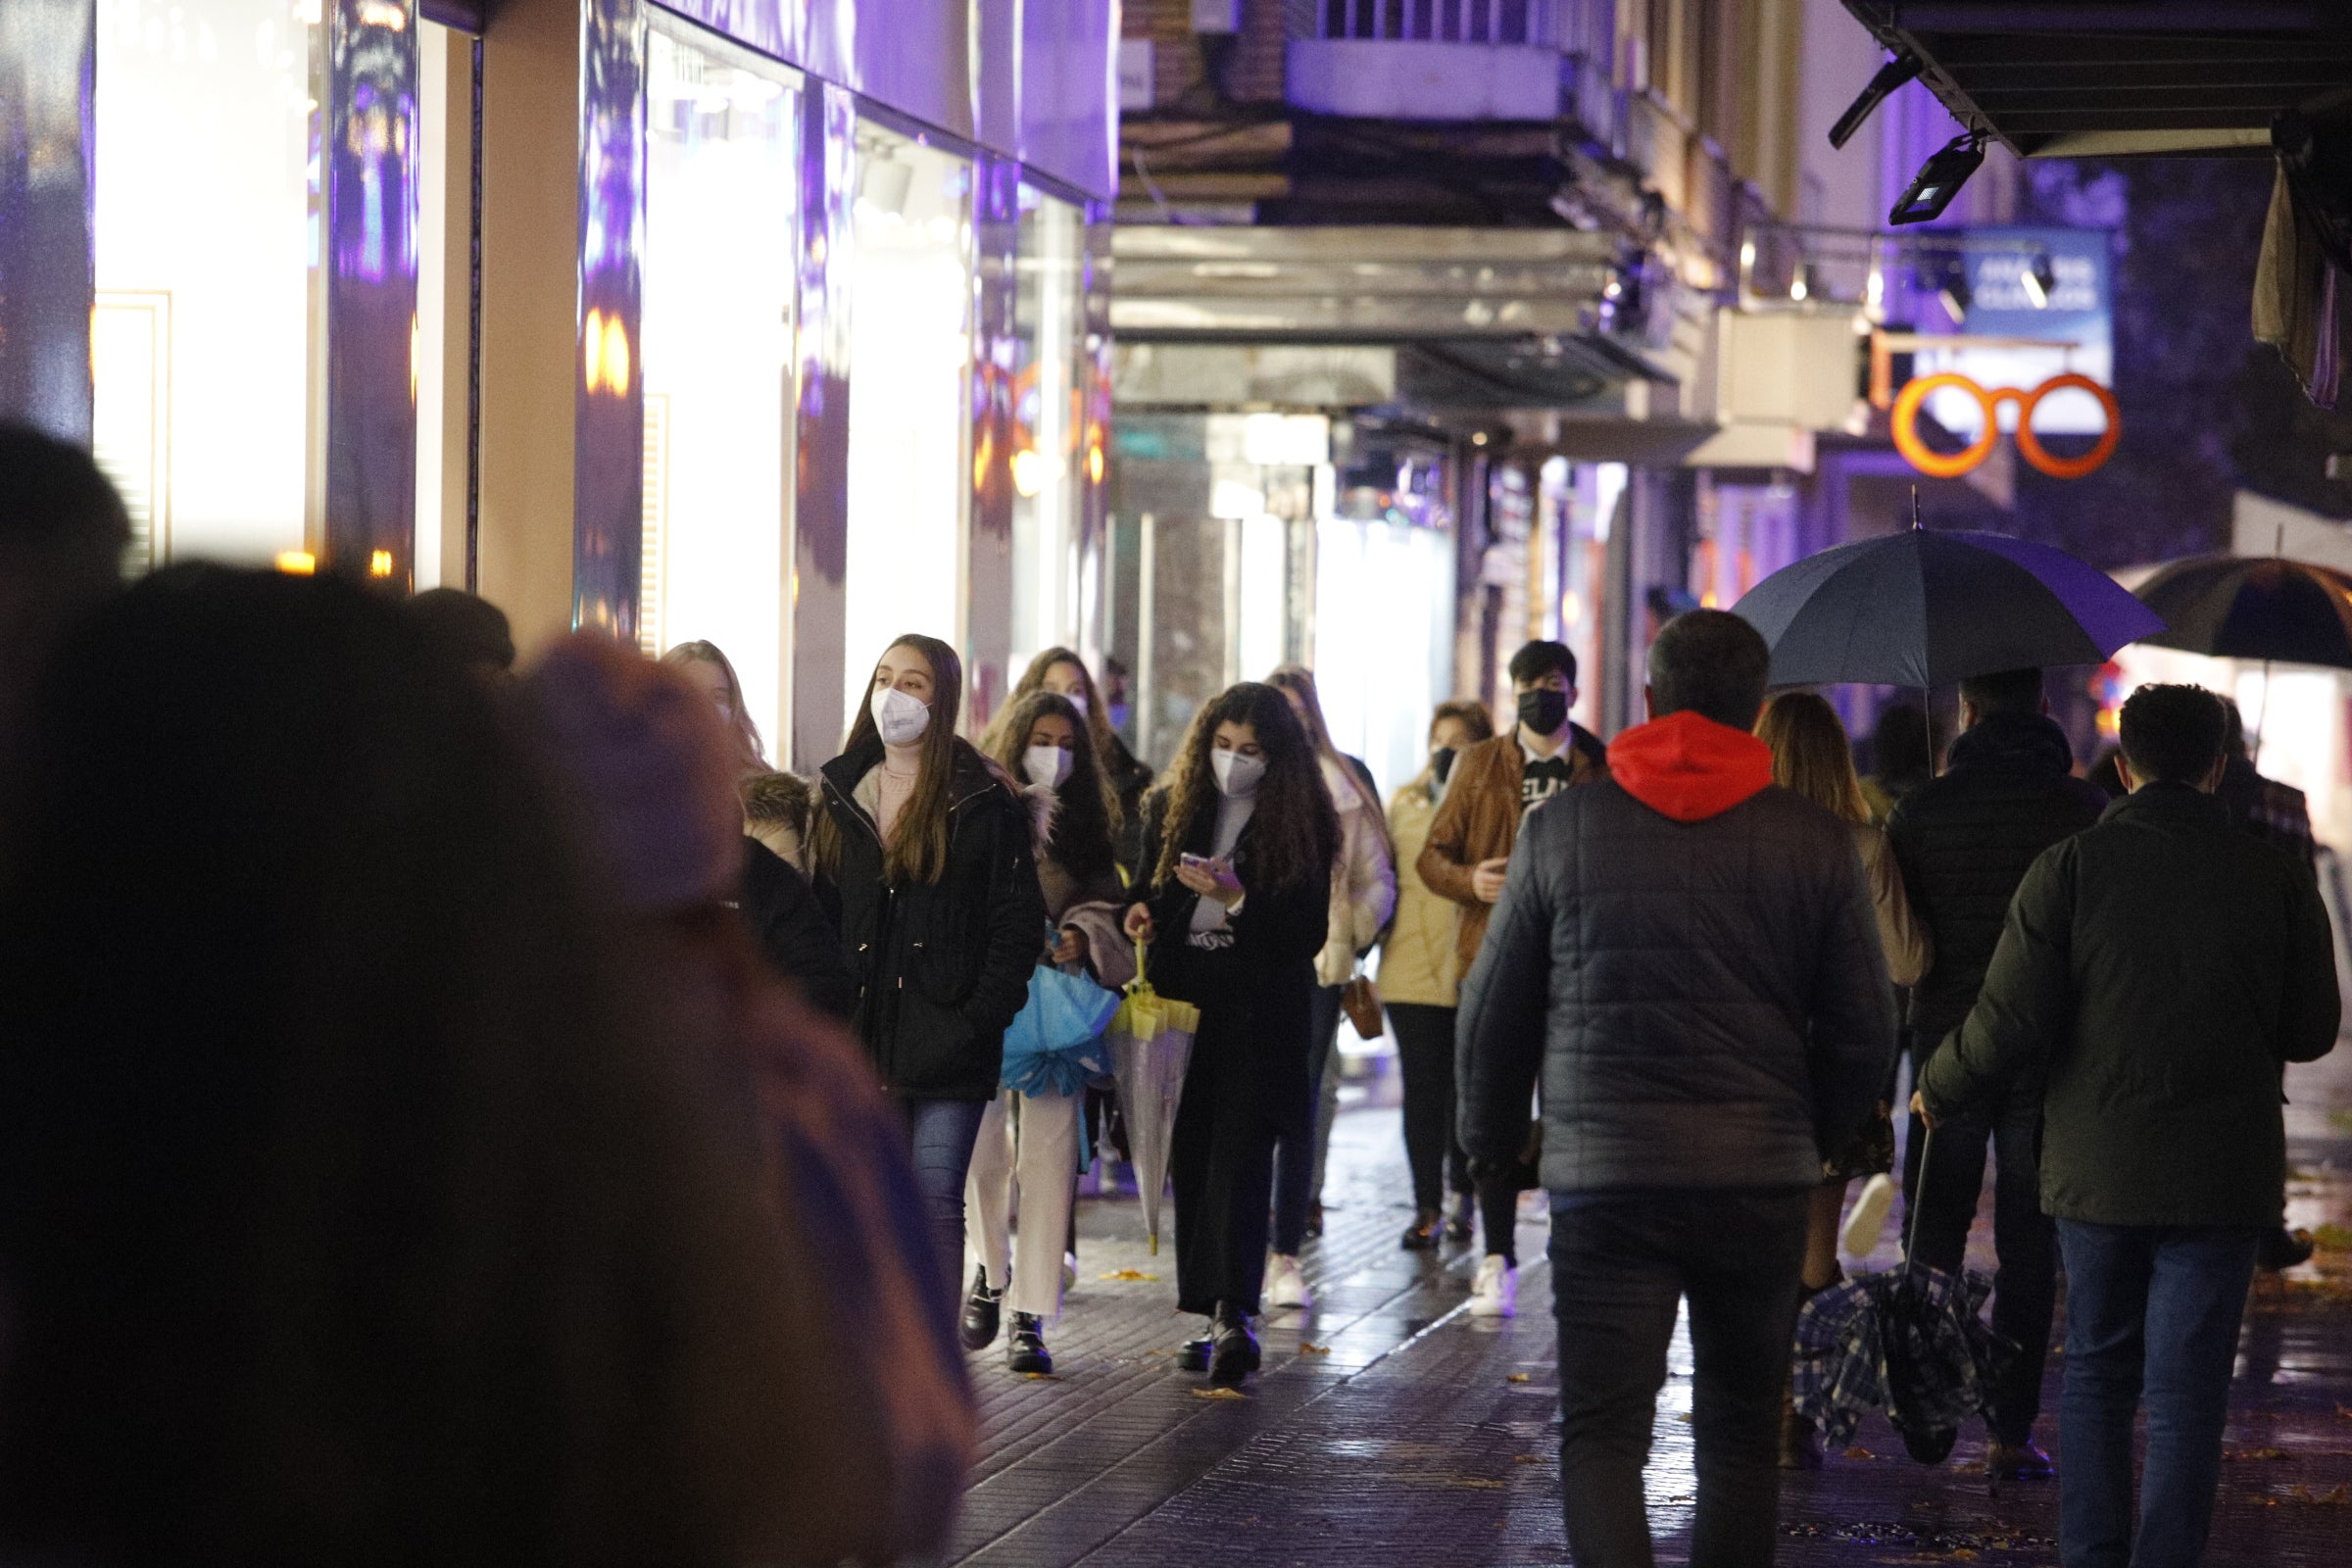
[999,962,1118,1098]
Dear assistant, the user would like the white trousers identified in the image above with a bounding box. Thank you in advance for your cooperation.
[963,1087,1080,1319]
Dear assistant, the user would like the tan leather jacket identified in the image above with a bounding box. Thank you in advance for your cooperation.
[1417,726,1606,977]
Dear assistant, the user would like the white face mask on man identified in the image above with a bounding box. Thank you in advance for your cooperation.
[871,686,931,747]
[1210,749,1267,799]
[1023,745,1074,789]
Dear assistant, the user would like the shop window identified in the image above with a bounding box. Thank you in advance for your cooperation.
[843,121,974,718]
[639,17,801,759]
[1008,185,1085,672]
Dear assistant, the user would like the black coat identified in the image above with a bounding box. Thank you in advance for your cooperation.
[738,838,857,1022]
[815,739,1049,1102]
[1105,734,1156,879]
[1886,713,2111,1049]
[1134,795,1329,1136]
[1456,780,1896,1195]
[1921,783,2339,1228]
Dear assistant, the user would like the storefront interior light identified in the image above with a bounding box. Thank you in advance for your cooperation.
[275,550,316,575]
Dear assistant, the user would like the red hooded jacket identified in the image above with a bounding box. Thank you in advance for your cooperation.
[1605,710,1776,823]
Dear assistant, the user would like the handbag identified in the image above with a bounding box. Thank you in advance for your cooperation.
[1341,971,1384,1040]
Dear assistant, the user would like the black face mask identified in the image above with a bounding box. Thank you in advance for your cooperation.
[1431,747,1457,784]
[1517,687,1570,735]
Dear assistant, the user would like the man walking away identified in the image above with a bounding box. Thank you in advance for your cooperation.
[1419,639,1606,1307]
[1886,665,2108,1480]
[1459,611,1896,1568]
[1919,684,2338,1568]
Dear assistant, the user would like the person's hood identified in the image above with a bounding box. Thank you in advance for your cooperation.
[1606,710,1776,823]
[1945,711,2076,777]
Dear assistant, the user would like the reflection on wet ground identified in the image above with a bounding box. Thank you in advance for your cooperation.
[953,1048,2352,1565]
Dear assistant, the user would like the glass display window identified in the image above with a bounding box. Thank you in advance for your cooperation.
[1007,183,1083,672]
[842,119,974,720]
[639,13,801,760]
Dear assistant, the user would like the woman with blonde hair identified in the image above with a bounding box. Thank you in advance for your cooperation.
[1262,665,1396,1310]
[1754,690,1931,1469]
[663,640,767,776]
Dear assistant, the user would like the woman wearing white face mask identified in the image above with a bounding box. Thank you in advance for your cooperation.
[810,635,1049,1305]
[956,691,1134,1373]
[1120,683,1338,1385]
[994,646,1157,876]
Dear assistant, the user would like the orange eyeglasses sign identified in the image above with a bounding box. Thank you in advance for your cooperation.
[1890,372,2121,481]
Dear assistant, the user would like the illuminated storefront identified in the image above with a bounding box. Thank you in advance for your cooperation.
[6,0,1119,767]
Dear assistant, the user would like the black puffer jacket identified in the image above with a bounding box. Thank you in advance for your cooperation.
[738,838,858,1022]
[1456,714,1896,1195]
[815,738,1048,1102]
[1886,713,2110,1050]
[1922,783,2338,1227]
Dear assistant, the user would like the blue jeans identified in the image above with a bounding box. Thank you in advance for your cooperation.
[2057,1220,2260,1568]
[1547,1188,1810,1568]
[902,1097,990,1305]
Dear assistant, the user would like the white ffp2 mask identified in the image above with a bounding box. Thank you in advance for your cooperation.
[1023,745,1074,789]
[1210,749,1266,799]
[871,686,931,747]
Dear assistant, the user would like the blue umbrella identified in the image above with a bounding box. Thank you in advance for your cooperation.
[1734,526,2166,688]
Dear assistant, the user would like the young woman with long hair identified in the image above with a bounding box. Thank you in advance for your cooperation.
[1754,690,1932,1469]
[958,689,1135,1374]
[810,633,1049,1299]
[1383,699,1498,1252]
[1122,682,1338,1384]
[997,646,1155,871]
[663,639,767,776]
[1261,665,1396,1307]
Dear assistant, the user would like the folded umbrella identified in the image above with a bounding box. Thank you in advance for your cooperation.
[1734,525,2166,689]
[1102,940,1200,1255]
[999,961,1119,1100]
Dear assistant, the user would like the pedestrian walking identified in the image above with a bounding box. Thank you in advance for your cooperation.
[1420,640,1607,1313]
[404,586,516,682]
[1886,665,2110,1480]
[1385,699,1497,1254]
[997,646,1156,873]
[664,638,769,776]
[961,688,1137,1375]
[1859,702,1936,823]
[1122,683,1336,1385]
[1264,665,1396,1309]
[811,633,1049,1302]
[1458,610,1895,1568]
[1917,683,2338,1568]
[0,423,126,793]
[1754,691,1933,1468]
[0,569,925,1564]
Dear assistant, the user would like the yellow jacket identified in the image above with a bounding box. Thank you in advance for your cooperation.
[1379,780,1460,1006]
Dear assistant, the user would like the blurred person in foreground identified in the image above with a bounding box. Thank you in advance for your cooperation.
[0,567,955,1566]
[402,586,515,681]
[1886,666,2110,1480]
[1754,692,1932,1469]
[1917,683,2338,1568]
[1382,700,1496,1259]
[1458,611,1894,1568]
[0,423,126,787]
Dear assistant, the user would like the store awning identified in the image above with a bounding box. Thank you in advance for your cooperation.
[1838,1,2352,158]
[1109,225,1666,407]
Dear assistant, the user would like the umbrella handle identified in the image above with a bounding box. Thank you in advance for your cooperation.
[1133,935,1150,990]
[1903,1124,1934,1263]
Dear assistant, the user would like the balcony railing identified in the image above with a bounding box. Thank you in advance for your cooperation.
[1312,0,1552,44]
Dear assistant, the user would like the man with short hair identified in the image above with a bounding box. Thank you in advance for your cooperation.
[1918,683,2337,1568]
[0,423,128,772]
[1458,611,1895,1568]
[1886,664,2109,1478]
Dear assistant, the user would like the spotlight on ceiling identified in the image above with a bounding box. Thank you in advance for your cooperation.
[2019,252,2056,309]
[1889,132,1985,225]
[1829,53,1924,151]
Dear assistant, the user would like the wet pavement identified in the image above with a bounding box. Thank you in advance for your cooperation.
[952,1047,2352,1565]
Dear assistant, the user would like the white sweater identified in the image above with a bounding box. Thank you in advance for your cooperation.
[1316,757,1399,987]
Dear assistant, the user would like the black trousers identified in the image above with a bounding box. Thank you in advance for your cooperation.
[1548,1187,1810,1568]
[1390,1002,1468,1213]
[1902,1054,2057,1445]
[1169,1028,1285,1317]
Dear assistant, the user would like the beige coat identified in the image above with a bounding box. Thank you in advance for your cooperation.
[1315,758,1398,988]
[1379,780,1460,1006]
[1855,820,1932,987]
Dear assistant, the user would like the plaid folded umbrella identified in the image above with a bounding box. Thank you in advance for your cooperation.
[1792,1258,2014,1462]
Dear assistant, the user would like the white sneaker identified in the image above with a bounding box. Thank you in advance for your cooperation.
[1841,1173,1898,1260]
[1063,1251,1079,1293]
[1469,1253,1518,1318]
[1265,1252,1311,1309]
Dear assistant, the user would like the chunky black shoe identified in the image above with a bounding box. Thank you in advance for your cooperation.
[960,1267,1002,1352]
[1444,1194,1475,1244]
[1177,1333,1212,1372]
[1399,1207,1443,1250]
[1207,1301,1260,1386]
[1007,1312,1054,1374]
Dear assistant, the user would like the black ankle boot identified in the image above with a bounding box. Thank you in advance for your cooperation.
[1208,1301,1260,1385]
[1177,1323,1214,1372]
[960,1267,1002,1352]
[1007,1311,1054,1375]
[1400,1207,1443,1250]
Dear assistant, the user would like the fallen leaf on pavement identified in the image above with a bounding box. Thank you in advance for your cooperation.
[2225,1447,2290,1461]
[1098,1269,1158,1281]
[1506,1373,1532,1384]
[1843,1446,1877,1460]
[1298,1343,1333,1355]
[1191,1386,1247,1400]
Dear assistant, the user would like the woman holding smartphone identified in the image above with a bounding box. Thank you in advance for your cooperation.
[1123,683,1336,1384]
[811,634,1048,1299]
